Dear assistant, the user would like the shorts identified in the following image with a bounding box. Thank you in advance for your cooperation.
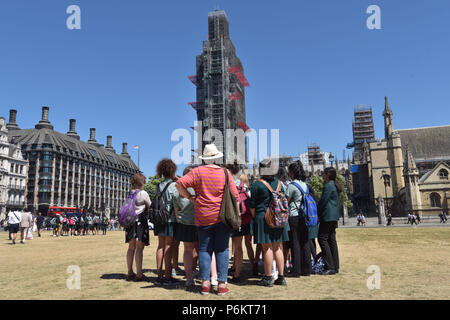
[174,223,198,243]
[125,213,149,246]
[9,223,19,234]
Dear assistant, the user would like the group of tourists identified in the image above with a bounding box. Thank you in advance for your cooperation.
[356,213,366,226]
[123,143,342,296]
[2,209,34,244]
[48,213,110,237]
[1,209,112,243]
[407,212,421,225]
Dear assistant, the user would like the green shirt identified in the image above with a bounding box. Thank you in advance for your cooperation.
[174,187,196,225]
[286,180,307,217]
[158,178,177,222]
[249,178,285,215]
[318,181,340,222]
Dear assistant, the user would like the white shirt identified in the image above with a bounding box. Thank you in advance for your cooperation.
[8,211,22,224]
[131,189,151,215]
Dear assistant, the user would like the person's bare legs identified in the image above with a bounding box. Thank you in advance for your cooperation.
[156,235,165,278]
[135,240,145,278]
[164,236,174,278]
[127,239,136,277]
[192,243,199,271]
[172,239,180,271]
[210,252,218,281]
[232,236,243,278]
[184,242,195,281]
[262,243,273,277]
[273,242,285,277]
[244,235,255,265]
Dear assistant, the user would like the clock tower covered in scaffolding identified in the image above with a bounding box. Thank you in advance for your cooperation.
[188,10,250,165]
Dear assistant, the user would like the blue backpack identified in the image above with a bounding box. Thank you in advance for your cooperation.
[291,182,318,228]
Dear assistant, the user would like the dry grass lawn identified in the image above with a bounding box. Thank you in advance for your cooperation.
[1,226,449,300]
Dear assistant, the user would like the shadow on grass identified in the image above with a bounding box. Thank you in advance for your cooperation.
[100,273,128,280]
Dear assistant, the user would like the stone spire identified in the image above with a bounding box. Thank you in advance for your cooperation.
[383,96,394,139]
[404,146,418,174]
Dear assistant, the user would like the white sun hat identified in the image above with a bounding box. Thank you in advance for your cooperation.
[199,143,224,160]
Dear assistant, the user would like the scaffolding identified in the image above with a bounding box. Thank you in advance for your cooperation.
[188,10,249,163]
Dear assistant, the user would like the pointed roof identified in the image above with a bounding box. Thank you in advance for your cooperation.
[397,125,450,162]
[383,96,393,116]
[419,161,450,183]
[404,146,418,173]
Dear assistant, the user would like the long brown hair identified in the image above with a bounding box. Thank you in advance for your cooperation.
[324,167,344,193]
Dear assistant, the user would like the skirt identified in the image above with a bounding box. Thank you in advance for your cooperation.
[174,223,198,242]
[253,211,290,244]
[230,222,253,238]
[154,221,175,237]
[125,213,150,246]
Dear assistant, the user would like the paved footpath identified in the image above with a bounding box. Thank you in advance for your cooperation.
[339,217,450,229]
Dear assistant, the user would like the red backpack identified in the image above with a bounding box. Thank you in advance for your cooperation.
[237,181,252,225]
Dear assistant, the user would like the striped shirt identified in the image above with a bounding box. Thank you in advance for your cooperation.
[176,165,239,227]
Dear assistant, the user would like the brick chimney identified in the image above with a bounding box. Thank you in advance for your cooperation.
[35,106,54,130]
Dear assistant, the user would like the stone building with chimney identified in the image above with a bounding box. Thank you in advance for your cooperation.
[350,97,450,216]
[0,116,28,219]
[4,107,139,216]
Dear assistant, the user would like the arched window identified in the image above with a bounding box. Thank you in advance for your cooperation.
[439,169,449,180]
[430,192,441,208]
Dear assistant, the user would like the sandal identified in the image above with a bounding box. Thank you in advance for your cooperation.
[135,275,149,282]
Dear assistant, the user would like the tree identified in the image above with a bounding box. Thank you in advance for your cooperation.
[144,175,164,201]
[307,174,353,210]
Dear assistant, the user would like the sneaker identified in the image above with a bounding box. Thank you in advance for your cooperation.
[201,285,211,295]
[185,279,195,288]
[257,276,273,287]
[274,276,287,286]
[217,286,229,296]
[163,277,181,286]
[155,277,164,286]
[171,268,177,278]
[228,277,243,284]
[174,267,185,276]
[211,278,218,286]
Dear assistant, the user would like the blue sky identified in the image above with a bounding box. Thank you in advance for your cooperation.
[1,0,449,177]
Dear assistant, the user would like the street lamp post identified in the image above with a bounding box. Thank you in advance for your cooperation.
[329,153,334,167]
[381,170,391,216]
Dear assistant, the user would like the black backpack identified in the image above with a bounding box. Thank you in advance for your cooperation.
[148,182,174,229]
